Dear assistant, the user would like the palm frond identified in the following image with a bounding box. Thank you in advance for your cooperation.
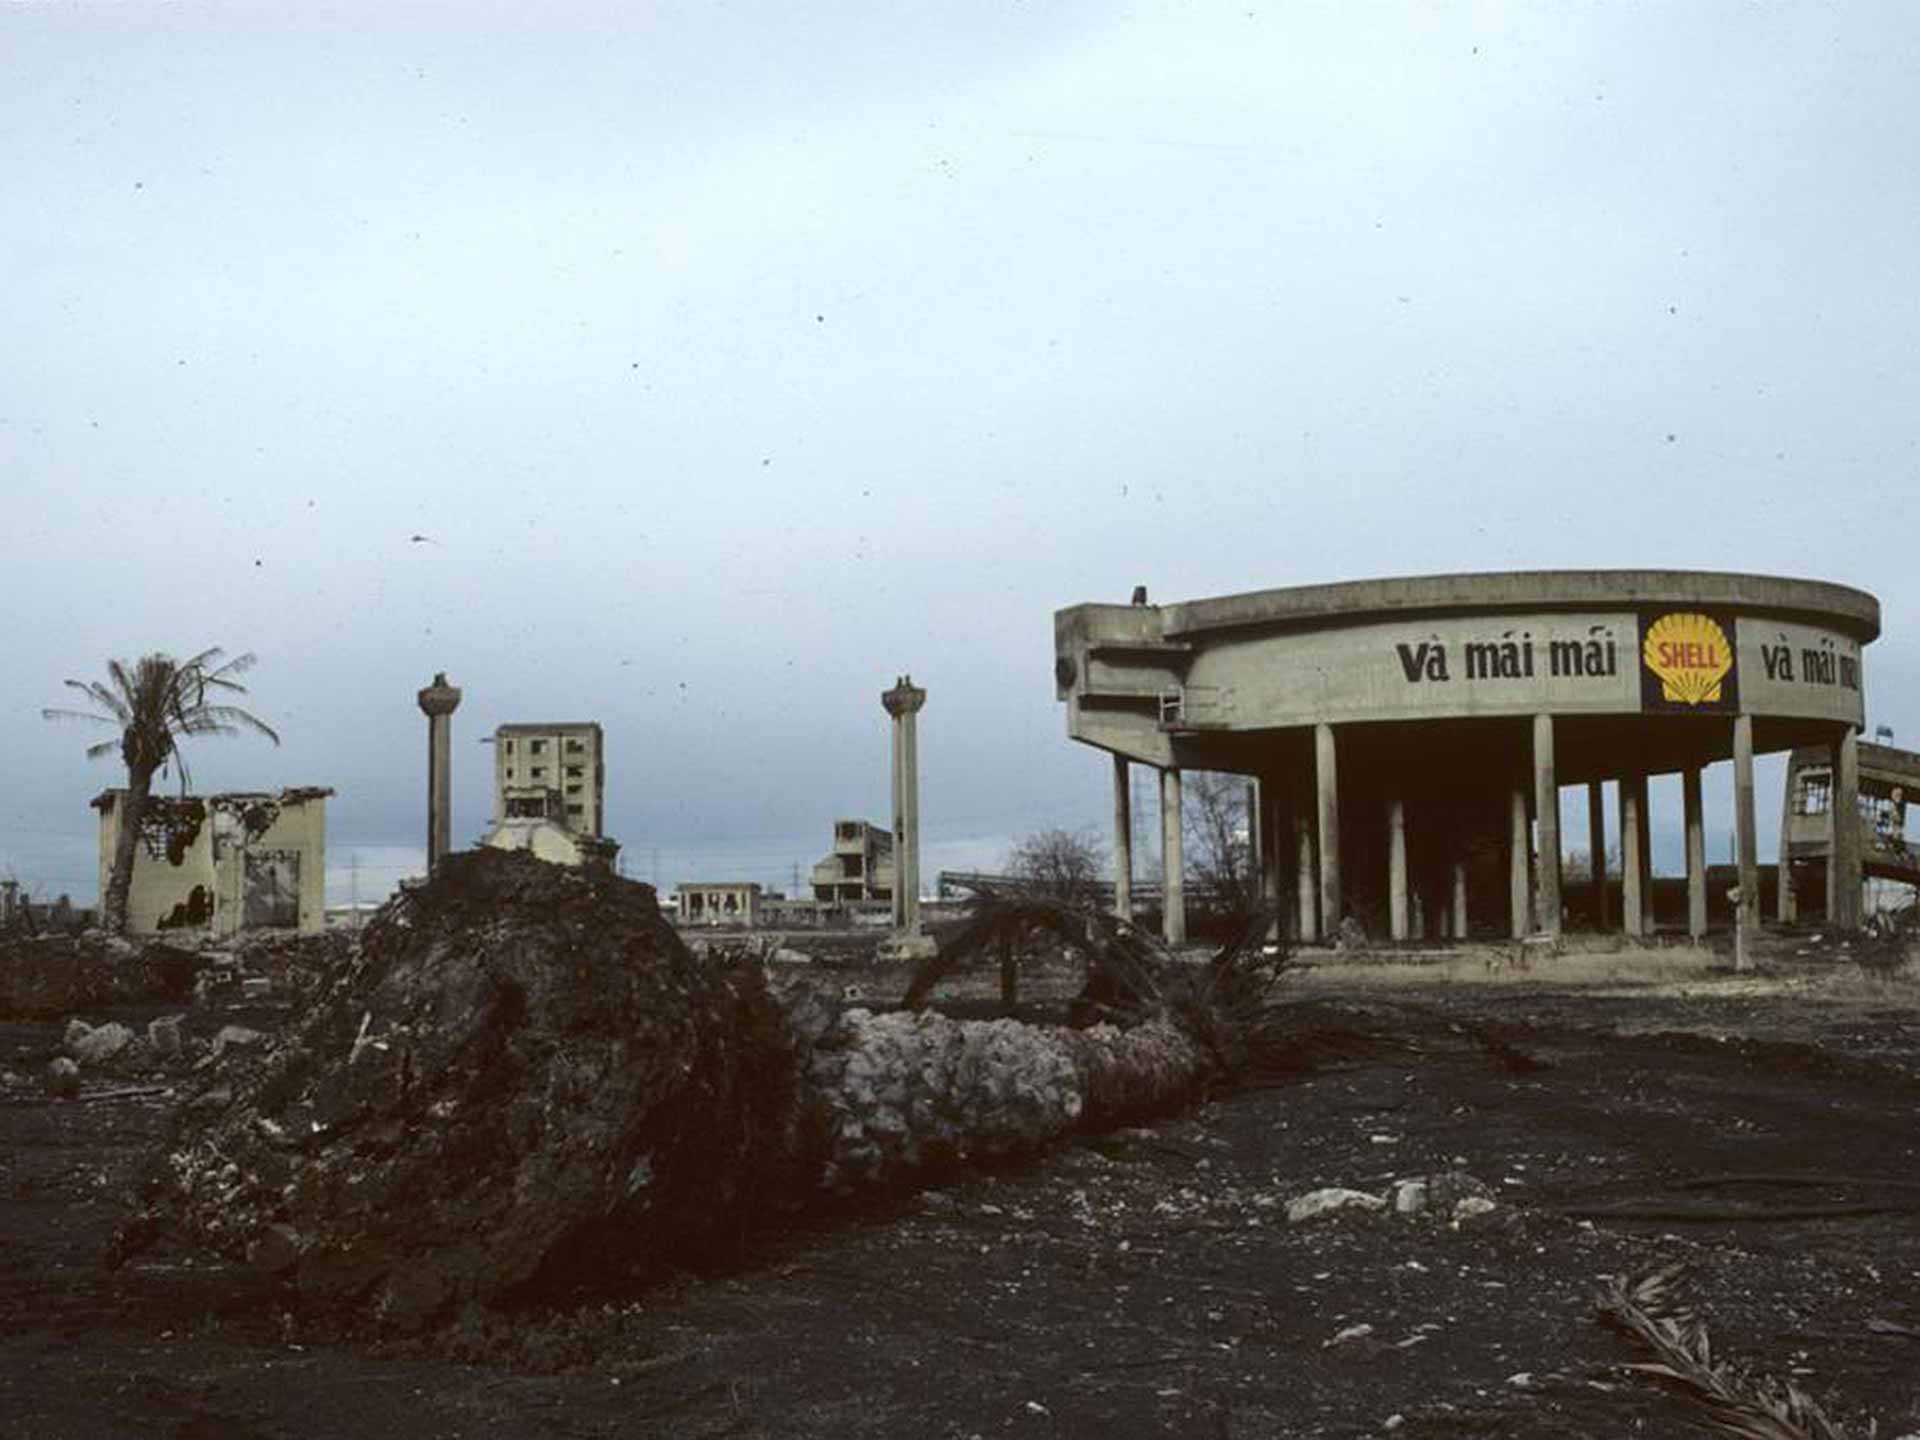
[84,739,120,761]
[62,678,130,721]
[40,706,120,727]
[1597,1265,1863,1439]
[183,704,280,744]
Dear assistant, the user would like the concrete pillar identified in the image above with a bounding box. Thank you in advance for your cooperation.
[1111,754,1133,922]
[1833,724,1862,927]
[1777,758,1798,924]
[1533,714,1560,939]
[1508,783,1530,938]
[1161,766,1186,945]
[1294,798,1317,942]
[1450,856,1469,939]
[1683,764,1707,939]
[1387,795,1409,941]
[1620,774,1645,938]
[1315,724,1341,936]
[1733,714,1760,936]
[1258,779,1284,924]
[1634,776,1654,932]
[1587,780,1609,930]
[416,673,462,875]
[882,675,928,933]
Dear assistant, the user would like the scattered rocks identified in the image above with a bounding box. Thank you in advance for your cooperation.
[44,1056,80,1097]
[1453,1196,1498,1223]
[1287,1187,1388,1223]
[66,1020,135,1066]
[210,1024,267,1057]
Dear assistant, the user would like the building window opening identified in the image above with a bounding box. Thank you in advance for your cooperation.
[1795,770,1832,816]
[530,740,546,755]
[567,739,585,754]
[566,766,583,779]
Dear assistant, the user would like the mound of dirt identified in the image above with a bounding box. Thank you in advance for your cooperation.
[122,849,807,1330]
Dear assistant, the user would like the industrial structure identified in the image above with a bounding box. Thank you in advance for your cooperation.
[491,722,606,836]
[1054,571,1878,944]
[675,880,765,928]
[480,720,618,869]
[1780,737,1916,920]
[810,818,895,906]
[90,786,332,937]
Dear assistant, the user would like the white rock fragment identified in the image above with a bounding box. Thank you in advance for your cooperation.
[1287,1187,1387,1223]
[1453,1196,1498,1222]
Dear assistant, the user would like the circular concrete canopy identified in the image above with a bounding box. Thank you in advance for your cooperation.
[1054,569,1879,788]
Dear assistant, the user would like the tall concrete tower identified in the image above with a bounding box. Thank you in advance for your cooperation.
[881,675,927,934]
[416,672,462,874]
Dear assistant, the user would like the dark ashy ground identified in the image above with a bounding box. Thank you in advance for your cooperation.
[3,929,1919,1438]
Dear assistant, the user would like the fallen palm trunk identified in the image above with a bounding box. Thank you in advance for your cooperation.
[119,855,1270,1330]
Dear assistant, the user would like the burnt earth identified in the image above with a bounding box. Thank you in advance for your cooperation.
[2,956,1919,1437]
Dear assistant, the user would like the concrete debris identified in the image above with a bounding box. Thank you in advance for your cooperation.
[1287,1187,1387,1223]
[210,1025,267,1057]
[147,1014,185,1057]
[1453,1196,1499,1222]
[67,1020,135,1067]
[44,1056,81,1097]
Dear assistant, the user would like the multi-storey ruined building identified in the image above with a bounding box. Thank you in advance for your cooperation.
[810,818,895,906]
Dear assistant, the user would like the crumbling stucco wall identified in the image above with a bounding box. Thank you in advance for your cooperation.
[93,788,331,937]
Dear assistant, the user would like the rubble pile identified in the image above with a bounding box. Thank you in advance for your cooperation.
[125,849,806,1329]
[0,934,206,1018]
[808,1010,1205,1192]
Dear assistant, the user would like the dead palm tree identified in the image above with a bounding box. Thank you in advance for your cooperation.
[42,649,279,933]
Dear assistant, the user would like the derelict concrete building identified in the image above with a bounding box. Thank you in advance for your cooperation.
[1054,571,1879,944]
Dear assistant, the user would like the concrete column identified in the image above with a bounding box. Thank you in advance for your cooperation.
[416,673,462,875]
[1777,757,1798,924]
[882,676,928,934]
[1315,724,1341,936]
[1733,714,1760,935]
[1833,725,1862,927]
[1619,774,1644,938]
[1508,784,1530,937]
[1683,764,1707,939]
[1387,795,1409,941]
[1451,856,1469,939]
[1161,766,1186,945]
[1587,780,1609,930]
[1294,799,1317,942]
[1258,780,1282,907]
[1111,753,1133,922]
[1533,714,1560,939]
[1634,776,1654,932]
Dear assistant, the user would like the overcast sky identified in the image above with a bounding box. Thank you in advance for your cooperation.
[6,2,1918,905]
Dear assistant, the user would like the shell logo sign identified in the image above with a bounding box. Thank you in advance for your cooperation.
[1642,612,1735,705]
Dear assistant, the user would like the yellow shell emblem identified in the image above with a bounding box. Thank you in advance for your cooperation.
[1643,612,1733,704]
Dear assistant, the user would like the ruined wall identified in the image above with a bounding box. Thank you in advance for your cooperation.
[95,788,329,937]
